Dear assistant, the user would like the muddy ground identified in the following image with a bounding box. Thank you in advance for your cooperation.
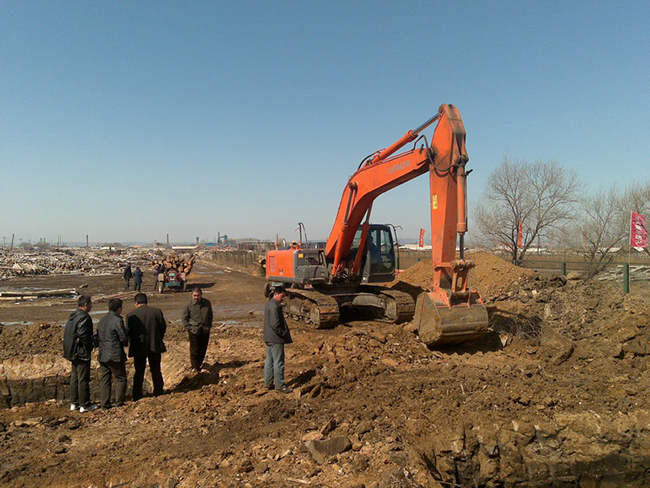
[1,254,649,487]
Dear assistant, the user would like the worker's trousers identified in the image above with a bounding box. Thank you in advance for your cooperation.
[189,331,210,370]
[132,352,164,400]
[264,342,286,390]
[69,359,91,408]
[99,361,127,408]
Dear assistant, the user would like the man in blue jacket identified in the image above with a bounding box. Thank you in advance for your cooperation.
[263,285,293,393]
[97,298,129,409]
[63,295,97,412]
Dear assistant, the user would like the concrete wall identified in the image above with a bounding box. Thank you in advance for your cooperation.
[210,250,262,269]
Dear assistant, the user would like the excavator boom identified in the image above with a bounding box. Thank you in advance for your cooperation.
[324,103,488,346]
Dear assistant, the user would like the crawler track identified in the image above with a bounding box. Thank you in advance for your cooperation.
[284,289,339,329]
[359,286,415,323]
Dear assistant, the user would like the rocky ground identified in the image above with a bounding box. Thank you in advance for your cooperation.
[0,254,649,487]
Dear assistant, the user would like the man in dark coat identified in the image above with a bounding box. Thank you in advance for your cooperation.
[153,264,161,290]
[182,287,213,372]
[97,298,128,409]
[133,267,144,292]
[126,293,167,400]
[123,264,132,291]
[263,285,293,393]
[63,295,98,412]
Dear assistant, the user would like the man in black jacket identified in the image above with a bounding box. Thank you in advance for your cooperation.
[63,295,97,412]
[123,264,132,291]
[126,293,167,400]
[263,285,293,393]
[182,287,213,372]
[97,298,128,409]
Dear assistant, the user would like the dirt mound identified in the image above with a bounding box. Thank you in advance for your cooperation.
[391,252,536,302]
[0,322,63,360]
[494,273,650,359]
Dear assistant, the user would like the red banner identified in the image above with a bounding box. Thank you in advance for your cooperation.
[630,212,648,248]
[418,228,425,248]
[517,221,523,248]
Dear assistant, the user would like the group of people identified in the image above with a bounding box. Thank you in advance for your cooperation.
[63,277,293,411]
[122,263,144,292]
[62,287,215,411]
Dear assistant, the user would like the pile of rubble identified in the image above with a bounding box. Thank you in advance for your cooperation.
[0,249,162,280]
[596,264,650,281]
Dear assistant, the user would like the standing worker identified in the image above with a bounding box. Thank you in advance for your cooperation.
[126,293,167,400]
[97,298,129,409]
[153,264,161,291]
[182,287,213,373]
[263,285,293,393]
[63,295,98,412]
[133,266,143,292]
[123,263,132,291]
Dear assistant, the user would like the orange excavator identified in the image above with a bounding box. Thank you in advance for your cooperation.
[265,104,489,346]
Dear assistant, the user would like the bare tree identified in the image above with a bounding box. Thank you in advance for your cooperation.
[574,186,628,277]
[475,157,582,262]
[566,180,650,277]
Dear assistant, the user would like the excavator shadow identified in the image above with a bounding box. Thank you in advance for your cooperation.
[430,307,543,354]
[433,330,503,354]
[487,306,543,344]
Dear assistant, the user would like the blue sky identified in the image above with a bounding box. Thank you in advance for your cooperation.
[1,1,649,245]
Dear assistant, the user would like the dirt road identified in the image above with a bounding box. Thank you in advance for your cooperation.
[1,255,649,487]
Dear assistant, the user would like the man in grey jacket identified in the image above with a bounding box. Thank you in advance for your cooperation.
[263,285,293,393]
[182,287,213,372]
[97,298,128,409]
[63,295,97,412]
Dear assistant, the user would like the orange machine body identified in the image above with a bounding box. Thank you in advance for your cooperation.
[266,248,297,280]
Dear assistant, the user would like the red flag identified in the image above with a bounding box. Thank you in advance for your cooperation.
[517,221,523,248]
[418,228,425,248]
[630,212,648,248]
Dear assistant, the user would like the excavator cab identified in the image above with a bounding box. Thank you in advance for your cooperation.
[351,225,396,283]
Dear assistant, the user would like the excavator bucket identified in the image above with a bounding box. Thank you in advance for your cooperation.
[414,292,489,347]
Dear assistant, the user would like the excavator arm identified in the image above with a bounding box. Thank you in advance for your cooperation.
[326,104,467,285]
[325,104,488,345]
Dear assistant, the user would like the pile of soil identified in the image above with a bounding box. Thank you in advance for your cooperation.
[0,322,63,360]
[1,257,649,487]
[391,252,536,302]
